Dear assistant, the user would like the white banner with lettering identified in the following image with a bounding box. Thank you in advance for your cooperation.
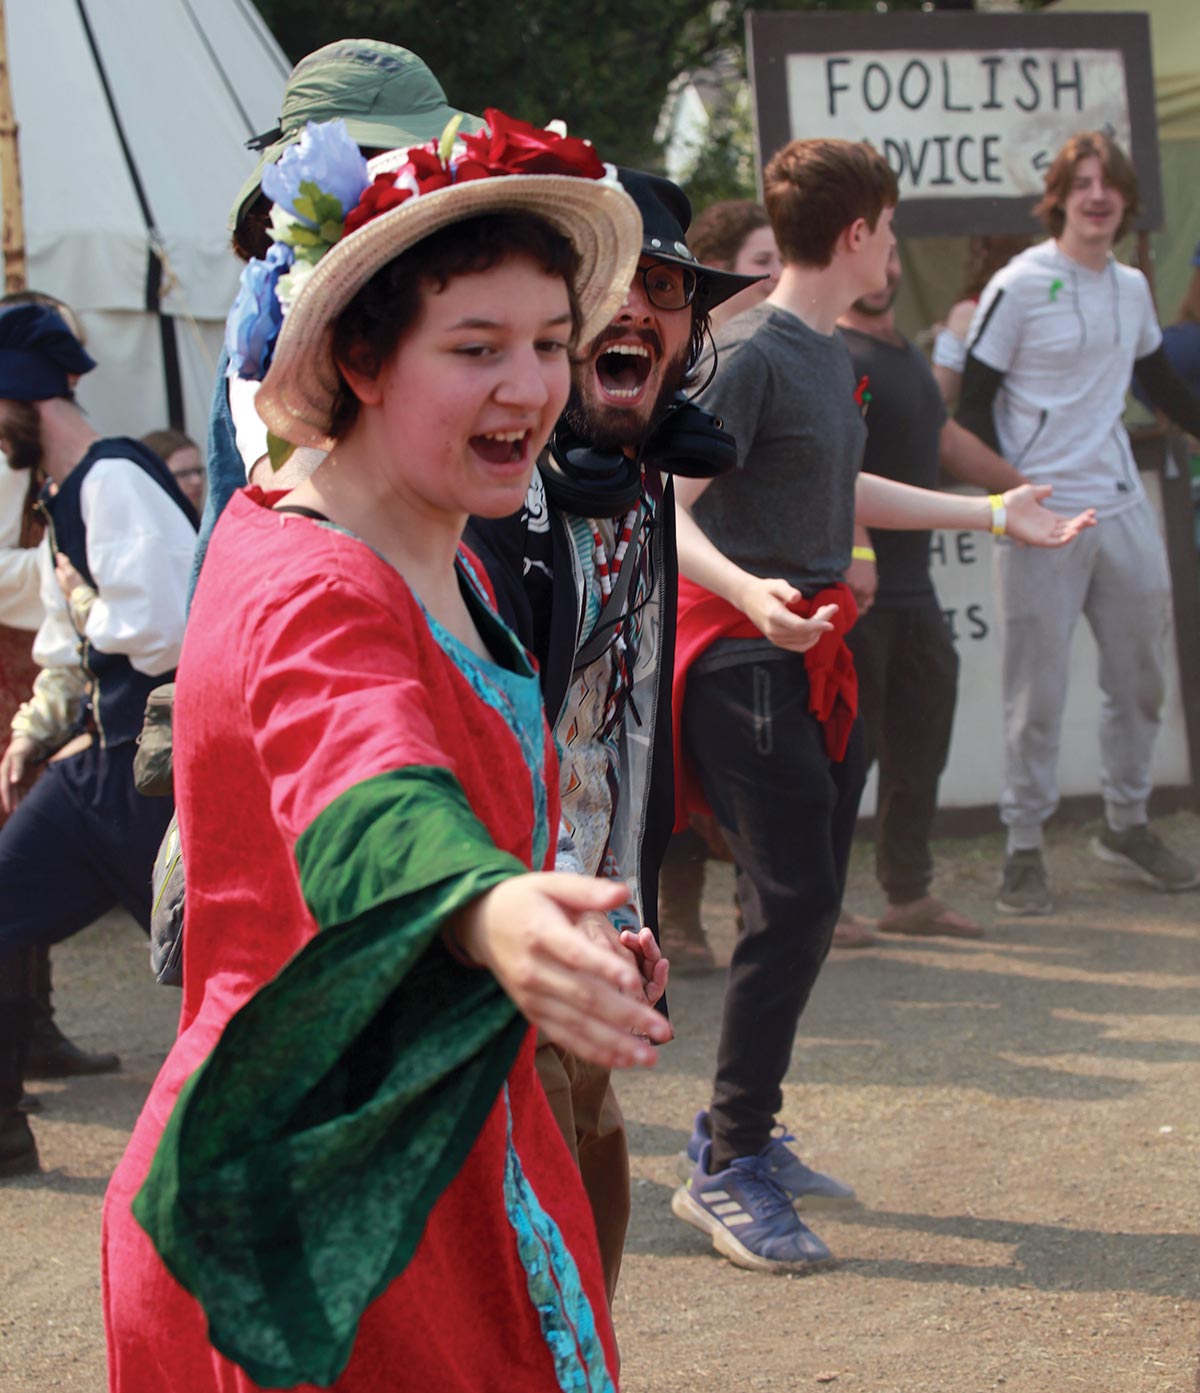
[787,48,1130,200]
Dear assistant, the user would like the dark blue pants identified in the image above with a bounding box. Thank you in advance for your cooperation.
[0,741,173,1104]
[683,651,866,1167]
[0,741,171,953]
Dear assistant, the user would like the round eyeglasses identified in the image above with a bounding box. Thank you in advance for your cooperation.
[637,260,698,311]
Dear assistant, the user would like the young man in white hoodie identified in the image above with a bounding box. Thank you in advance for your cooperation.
[958,131,1200,913]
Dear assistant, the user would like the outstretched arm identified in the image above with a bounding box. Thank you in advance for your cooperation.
[450,873,673,1068]
[855,473,1094,547]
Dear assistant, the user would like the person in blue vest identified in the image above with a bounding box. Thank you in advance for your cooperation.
[0,304,198,1176]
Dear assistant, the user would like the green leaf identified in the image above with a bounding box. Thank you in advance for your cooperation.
[439,114,464,164]
[266,431,296,473]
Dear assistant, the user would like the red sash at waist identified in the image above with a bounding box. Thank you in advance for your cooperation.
[671,577,859,830]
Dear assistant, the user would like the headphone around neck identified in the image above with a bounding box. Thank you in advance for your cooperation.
[540,391,736,516]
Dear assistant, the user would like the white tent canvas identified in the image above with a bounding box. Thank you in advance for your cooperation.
[4,0,289,441]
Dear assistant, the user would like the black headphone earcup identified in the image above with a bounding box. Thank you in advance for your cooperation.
[540,428,645,515]
[642,398,736,478]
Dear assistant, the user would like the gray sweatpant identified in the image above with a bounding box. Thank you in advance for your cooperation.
[994,497,1171,851]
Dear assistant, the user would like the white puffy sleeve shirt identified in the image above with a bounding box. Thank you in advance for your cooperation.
[32,455,195,677]
[0,454,43,631]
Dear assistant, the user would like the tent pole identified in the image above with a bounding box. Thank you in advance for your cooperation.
[0,0,27,293]
[1136,229,1157,314]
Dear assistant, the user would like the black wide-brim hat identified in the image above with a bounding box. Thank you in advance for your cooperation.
[617,167,766,311]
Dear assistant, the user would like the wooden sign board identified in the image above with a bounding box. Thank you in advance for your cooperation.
[747,10,1162,236]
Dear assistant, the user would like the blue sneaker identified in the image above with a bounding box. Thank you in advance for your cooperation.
[681,1110,858,1210]
[671,1141,834,1273]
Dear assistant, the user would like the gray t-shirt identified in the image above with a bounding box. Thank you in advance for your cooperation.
[693,301,866,594]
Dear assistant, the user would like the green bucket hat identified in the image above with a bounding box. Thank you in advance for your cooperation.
[230,40,482,231]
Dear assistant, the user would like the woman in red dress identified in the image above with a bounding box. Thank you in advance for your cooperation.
[102,112,665,1391]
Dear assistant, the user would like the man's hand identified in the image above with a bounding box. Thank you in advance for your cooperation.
[618,926,672,1019]
[845,555,877,615]
[0,735,40,814]
[1003,485,1097,548]
[54,552,85,599]
[578,913,673,1024]
[449,873,673,1070]
[737,576,838,653]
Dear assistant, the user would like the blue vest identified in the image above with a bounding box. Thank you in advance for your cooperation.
[41,438,198,748]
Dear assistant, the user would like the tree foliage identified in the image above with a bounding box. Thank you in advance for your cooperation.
[255,0,748,170]
[255,0,1054,194]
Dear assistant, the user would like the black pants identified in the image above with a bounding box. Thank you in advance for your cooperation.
[683,651,866,1166]
[847,601,958,906]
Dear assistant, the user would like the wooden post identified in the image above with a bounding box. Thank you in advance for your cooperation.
[1136,229,1156,313]
[0,0,28,293]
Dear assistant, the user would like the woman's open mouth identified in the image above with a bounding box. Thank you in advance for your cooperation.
[595,343,653,402]
[470,429,529,465]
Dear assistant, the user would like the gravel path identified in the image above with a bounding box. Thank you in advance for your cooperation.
[3,813,1198,1392]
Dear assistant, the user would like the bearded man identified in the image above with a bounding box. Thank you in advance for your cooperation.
[465,168,765,1304]
[0,304,197,1176]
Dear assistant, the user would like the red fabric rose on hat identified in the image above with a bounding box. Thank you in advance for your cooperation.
[343,146,460,235]
[343,172,411,236]
[460,108,605,180]
[406,147,455,192]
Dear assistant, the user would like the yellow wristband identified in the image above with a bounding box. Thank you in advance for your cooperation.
[851,545,876,563]
[988,493,1007,537]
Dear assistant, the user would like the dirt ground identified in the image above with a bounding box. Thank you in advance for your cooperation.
[2,812,1198,1393]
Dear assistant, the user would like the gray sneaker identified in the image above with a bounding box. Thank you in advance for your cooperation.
[996,849,1053,915]
[1091,824,1200,892]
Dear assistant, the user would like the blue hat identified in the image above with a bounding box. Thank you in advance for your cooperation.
[0,304,96,401]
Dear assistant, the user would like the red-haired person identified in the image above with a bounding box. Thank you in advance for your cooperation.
[957,132,1200,912]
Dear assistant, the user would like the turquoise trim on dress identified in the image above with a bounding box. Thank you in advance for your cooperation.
[502,1088,614,1393]
[420,562,550,872]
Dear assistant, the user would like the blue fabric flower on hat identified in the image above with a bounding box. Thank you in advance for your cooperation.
[262,120,370,230]
[224,242,295,380]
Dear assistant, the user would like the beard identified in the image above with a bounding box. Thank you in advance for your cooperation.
[561,330,692,452]
[851,285,899,317]
[0,401,44,473]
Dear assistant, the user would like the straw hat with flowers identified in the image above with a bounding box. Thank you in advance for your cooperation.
[224,109,642,456]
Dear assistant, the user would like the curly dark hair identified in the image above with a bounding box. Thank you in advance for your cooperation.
[328,212,583,439]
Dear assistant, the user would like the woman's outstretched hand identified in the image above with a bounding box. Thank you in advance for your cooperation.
[1003,484,1096,547]
[450,874,673,1069]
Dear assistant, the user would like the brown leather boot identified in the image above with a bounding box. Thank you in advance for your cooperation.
[26,946,120,1078]
[0,996,38,1178]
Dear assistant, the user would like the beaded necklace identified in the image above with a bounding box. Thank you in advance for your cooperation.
[589,501,643,733]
